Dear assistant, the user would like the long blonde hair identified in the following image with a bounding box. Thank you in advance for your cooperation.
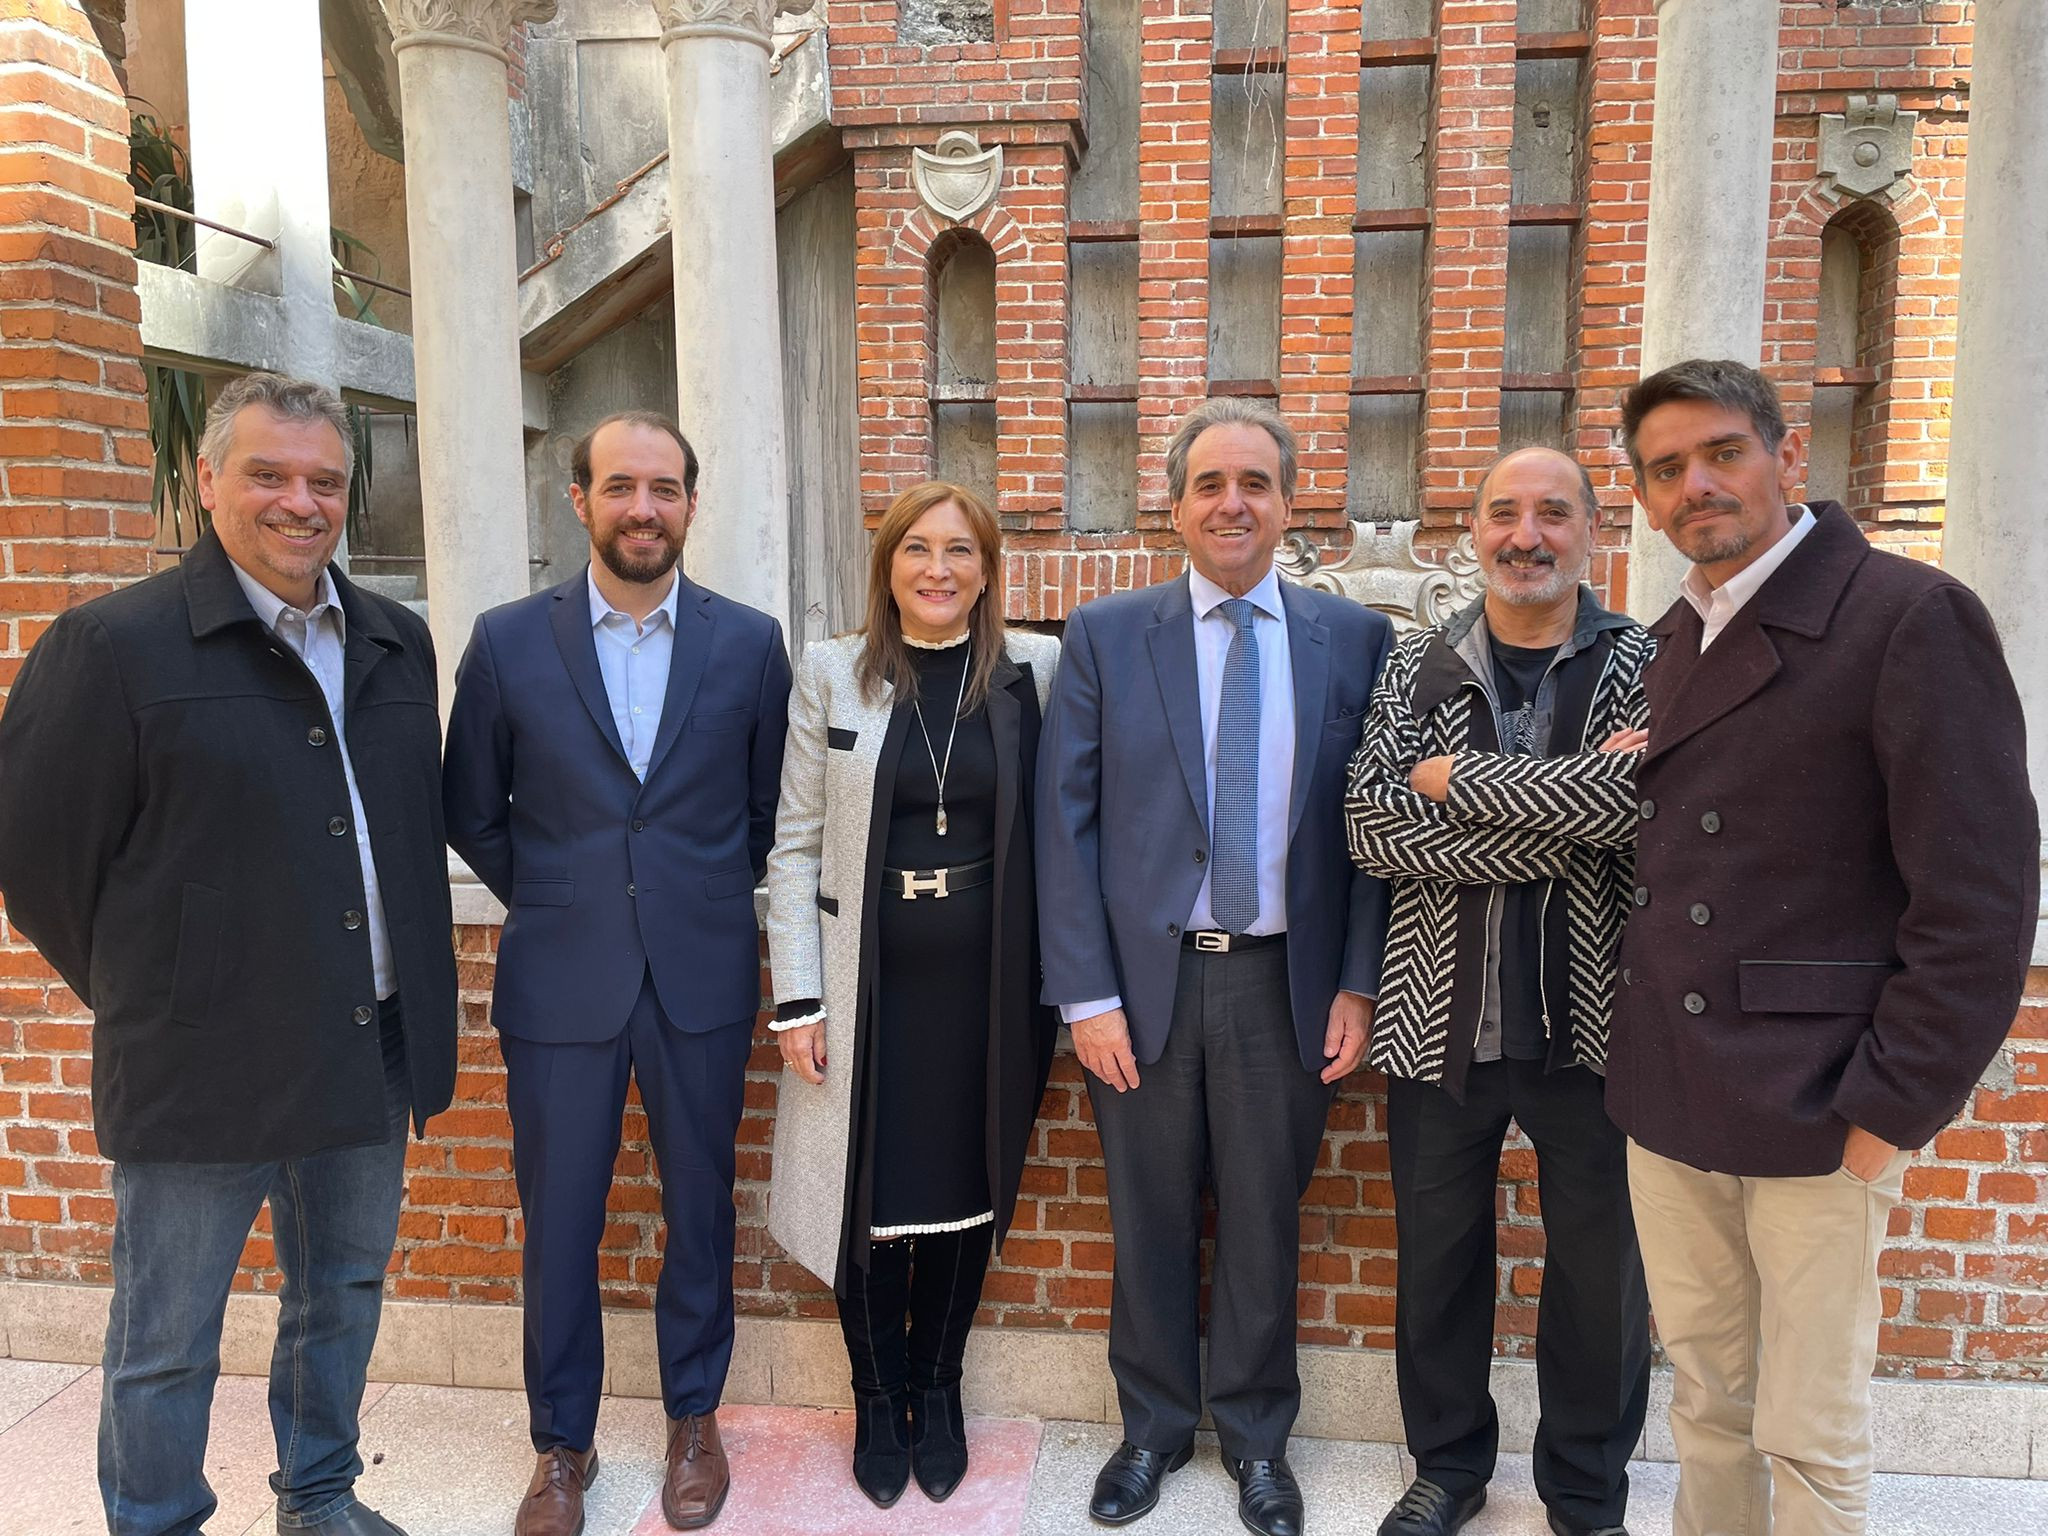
[856,481,1006,711]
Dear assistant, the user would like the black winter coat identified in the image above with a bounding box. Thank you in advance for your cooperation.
[0,532,457,1162]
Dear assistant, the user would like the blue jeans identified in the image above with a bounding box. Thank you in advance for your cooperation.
[98,1003,411,1536]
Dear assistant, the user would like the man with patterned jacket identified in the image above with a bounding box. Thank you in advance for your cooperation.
[1345,446,1653,1536]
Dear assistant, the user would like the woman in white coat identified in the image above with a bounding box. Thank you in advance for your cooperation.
[764,481,1059,1508]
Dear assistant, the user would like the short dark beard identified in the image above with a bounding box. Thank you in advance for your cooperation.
[595,527,682,585]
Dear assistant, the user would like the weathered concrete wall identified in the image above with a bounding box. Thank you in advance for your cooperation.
[325,69,412,335]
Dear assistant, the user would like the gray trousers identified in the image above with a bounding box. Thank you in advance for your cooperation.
[1088,941,1333,1461]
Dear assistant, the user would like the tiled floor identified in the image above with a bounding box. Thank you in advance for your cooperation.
[5,1360,2044,1535]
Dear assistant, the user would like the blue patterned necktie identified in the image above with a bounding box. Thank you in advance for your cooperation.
[1210,597,1261,934]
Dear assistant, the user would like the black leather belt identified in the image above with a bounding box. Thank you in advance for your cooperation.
[1181,929,1285,953]
[882,858,994,900]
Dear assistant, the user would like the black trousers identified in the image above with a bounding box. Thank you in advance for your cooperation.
[1387,1058,1651,1531]
[1089,942,1332,1462]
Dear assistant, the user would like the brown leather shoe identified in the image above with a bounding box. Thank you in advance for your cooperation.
[662,1411,730,1529]
[514,1446,599,1536]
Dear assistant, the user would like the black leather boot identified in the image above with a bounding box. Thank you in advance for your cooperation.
[906,1226,991,1501]
[839,1240,913,1508]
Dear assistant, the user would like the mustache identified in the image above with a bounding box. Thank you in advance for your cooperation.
[1496,548,1558,568]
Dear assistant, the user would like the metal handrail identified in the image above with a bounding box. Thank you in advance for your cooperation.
[133,196,414,298]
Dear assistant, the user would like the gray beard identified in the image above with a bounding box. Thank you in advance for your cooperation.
[1484,555,1585,608]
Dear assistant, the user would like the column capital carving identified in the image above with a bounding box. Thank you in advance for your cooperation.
[379,2,559,60]
[651,0,806,50]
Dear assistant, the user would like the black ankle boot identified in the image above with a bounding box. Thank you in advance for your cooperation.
[909,1382,969,1501]
[852,1387,911,1507]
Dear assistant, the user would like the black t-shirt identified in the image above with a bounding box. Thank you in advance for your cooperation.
[1490,637,1560,1061]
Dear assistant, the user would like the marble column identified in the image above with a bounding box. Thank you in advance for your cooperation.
[1626,0,1782,620]
[1939,2,2048,962]
[651,0,794,631]
[184,0,338,387]
[378,0,555,716]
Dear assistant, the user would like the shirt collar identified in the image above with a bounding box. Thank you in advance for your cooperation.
[1188,563,1285,624]
[1680,504,1816,620]
[588,564,680,632]
[228,557,343,639]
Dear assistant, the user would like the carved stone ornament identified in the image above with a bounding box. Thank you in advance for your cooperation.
[652,0,808,46]
[379,1,559,52]
[912,131,1005,224]
[1276,521,1484,634]
[1818,93,1918,202]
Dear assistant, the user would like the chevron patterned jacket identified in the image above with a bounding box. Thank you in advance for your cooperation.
[1345,591,1654,1097]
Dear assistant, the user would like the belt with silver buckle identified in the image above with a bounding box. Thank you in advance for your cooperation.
[882,858,994,900]
[1182,929,1285,953]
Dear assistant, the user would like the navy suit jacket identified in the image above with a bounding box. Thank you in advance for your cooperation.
[443,568,791,1042]
[1036,573,1394,1072]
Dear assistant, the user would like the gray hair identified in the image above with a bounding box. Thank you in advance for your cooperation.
[1472,446,1600,521]
[1164,396,1299,503]
[197,372,353,480]
[1620,358,1786,473]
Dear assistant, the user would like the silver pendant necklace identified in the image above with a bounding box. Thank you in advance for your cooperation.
[911,642,969,836]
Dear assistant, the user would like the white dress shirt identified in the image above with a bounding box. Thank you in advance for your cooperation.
[588,566,679,781]
[1060,564,1298,1026]
[228,560,395,999]
[1680,504,1815,651]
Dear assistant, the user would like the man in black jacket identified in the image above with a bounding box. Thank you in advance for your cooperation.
[1347,447,1653,1536]
[0,373,455,1536]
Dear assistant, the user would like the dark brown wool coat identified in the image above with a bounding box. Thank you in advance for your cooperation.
[1605,502,2037,1176]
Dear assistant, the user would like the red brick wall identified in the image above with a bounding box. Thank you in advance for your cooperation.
[2,0,2043,1384]
[0,0,155,1280]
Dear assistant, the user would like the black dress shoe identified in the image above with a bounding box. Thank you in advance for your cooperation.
[851,1388,911,1508]
[276,1503,409,1536]
[1225,1454,1304,1536]
[1378,1476,1485,1536]
[1089,1440,1194,1525]
[909,1383,970,1502]
[1547,1512,1630,1536]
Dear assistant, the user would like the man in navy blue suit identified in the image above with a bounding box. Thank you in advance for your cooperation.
[443,412,790,1536]
[1037,398,1393,1536]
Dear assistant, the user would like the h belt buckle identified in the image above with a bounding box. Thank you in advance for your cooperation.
[901,867,950,900]
[1193,931,1231,953]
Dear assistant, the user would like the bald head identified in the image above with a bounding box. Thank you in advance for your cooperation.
[1473,446,1598,524]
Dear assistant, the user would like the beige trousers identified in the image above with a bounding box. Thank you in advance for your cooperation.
[1626,1139,1911,1536]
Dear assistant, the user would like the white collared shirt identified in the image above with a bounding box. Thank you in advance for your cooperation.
[1059,563,1298,1026]
[587,566,679,781]
[228,560,396,999]
[1681,504,1816,651]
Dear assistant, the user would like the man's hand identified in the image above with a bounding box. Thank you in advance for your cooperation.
[1321,991,1374,1084]
[1842,1123,1900,1182]
[1071,1007,1140,1093]
[1598,727,1649,754]
[778,1022,826,1086]
[1409,755,1455,803]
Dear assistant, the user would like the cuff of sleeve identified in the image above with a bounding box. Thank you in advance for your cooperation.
[771,1001,826,1032]
[1059,995,1123,1027]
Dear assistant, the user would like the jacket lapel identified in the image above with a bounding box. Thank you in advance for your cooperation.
[547,569,630,767]
[331,567,403,715]
[1145,576,1211,832]
[986,652,1026,877]
[644,577,713,782]
[1282,582,1329,844]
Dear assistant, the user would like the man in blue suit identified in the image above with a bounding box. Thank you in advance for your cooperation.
[443,411,790,1536]
[1037,398,1393,1535]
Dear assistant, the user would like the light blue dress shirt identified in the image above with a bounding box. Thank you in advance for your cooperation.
[587,565,679,781]
[229,560,396,999]
[1059,564,1298,1026]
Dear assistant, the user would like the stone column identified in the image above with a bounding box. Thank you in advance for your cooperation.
[652,0,793,631]
[1626,0,1781,619]
[378,1,555,715]
[1940,3,2048,962]
[184,0,338,387]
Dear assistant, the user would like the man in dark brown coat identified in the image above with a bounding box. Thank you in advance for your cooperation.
[1605,359,2037,1536]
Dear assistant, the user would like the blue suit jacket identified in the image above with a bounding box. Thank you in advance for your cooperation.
[443,569,791,1042]
[1036,573,1393,1072]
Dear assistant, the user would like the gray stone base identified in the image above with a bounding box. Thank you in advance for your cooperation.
[5,1279,2043,1479]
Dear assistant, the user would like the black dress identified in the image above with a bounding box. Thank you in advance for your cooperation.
[868,638,998,1235]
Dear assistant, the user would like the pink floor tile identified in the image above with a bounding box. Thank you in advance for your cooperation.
[629,1405,1041,1536]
